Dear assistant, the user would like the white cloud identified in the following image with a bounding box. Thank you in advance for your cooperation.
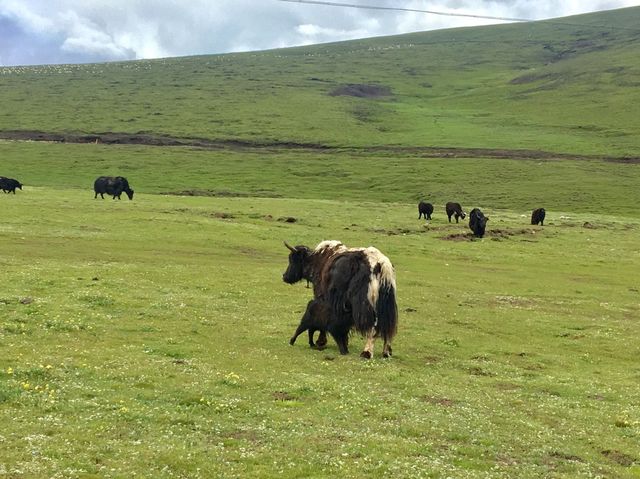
[0,0,639,66]
[58,10,133,59]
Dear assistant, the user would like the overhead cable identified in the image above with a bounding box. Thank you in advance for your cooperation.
[278,0,531,23]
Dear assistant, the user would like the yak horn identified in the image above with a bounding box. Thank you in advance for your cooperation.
[284,241,295,252]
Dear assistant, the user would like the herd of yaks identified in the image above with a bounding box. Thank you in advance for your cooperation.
[418,200,546,238]
[0,176,135,200]
[2,174,545,237]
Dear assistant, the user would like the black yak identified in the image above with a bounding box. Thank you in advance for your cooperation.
[289,299,329,350]
[0,177,23,194]
[531,208,546,226]
[469,208,489,238]
[445,202,466,223]
[94,176,134,200]
[418,201,434,220]
[283,240,398,359]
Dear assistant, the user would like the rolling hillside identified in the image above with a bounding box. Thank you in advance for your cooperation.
[1,7,640,478]
[1,7,639,156]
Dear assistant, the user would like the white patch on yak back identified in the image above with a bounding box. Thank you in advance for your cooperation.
[362,246,396,309]
[314,240,345,255]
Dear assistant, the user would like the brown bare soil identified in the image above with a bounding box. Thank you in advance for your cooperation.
[1,130,639,163]
[422,396,457,407]
[272,391,296,401]
[601,449,636,467]
[161,189,282,198]
[329,83,392,98]
[440,228,540,241]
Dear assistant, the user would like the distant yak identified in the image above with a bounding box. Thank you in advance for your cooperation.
[283,240,398,359]
[94,176,134,200]
[531,208,546,226]
[0,177,23,194]
[418,201,434,221]
[469,208,489,238]
[445,202,466,223]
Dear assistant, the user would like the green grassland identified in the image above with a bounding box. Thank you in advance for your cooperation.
[1,6,640,479]
[1,7,640,155]
[1,144,639,478]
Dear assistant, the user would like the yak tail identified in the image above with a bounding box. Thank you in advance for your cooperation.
[376,281,398,342]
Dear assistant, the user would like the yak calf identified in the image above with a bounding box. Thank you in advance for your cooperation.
[289,299,329,349]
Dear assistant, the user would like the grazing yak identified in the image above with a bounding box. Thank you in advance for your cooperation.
[94,176,134,200]
[283,240,398,359]
[0,177,23,194]
[418,201,434,221]
[531,208,546,226]
[445,202,466,223]
[289,299,329,350]
[469,208,489,238]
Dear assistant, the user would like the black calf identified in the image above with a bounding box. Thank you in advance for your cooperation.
[290,299,329,350]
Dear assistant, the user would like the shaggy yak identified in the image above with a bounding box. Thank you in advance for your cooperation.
[445,202,466,223]
[283,240,398,359]
[469,208,489,238]
[0,177,23,194]
[531,208,546,226]
[94,176,134,200]
[418,201,434,221]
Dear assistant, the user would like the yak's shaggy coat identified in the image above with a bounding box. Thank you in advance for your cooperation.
[283,240,398,358]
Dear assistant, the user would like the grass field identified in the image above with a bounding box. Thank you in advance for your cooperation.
[1,142,639,478]
[1,5,640,478]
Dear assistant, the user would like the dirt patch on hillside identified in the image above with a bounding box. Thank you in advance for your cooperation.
[161,189,282,198]
[329,84,392,98]
[601,449,636,467]
[212,212,235,219]
[2,129,638,163]
[1,130,187,146]
[510,72,562,85]
[440,228,540,241]
[0,130,332,152]
[422,396,457,407]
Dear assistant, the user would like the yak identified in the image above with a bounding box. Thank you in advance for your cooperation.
[283,240,398,359]
[469,208,489,238]
[531,208,546,226]
[289,298,329,350]
[0,177,23,194]
[94,176,134,200]
[418,201,434,221]
[445,202,466,223]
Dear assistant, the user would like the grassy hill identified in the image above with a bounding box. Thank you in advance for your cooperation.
[0,7,639,479]
[1,7,640,156]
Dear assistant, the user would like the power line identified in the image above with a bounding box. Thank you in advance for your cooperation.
[278,0,531,23]
[278,0,640,32]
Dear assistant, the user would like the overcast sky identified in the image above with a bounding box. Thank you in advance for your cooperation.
[0,0,638,66]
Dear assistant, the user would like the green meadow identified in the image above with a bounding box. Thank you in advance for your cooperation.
[1,6,640,478]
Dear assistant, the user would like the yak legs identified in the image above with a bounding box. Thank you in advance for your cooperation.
[360,328,393,359]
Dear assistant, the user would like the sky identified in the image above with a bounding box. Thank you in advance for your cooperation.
[0,0,638,66]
